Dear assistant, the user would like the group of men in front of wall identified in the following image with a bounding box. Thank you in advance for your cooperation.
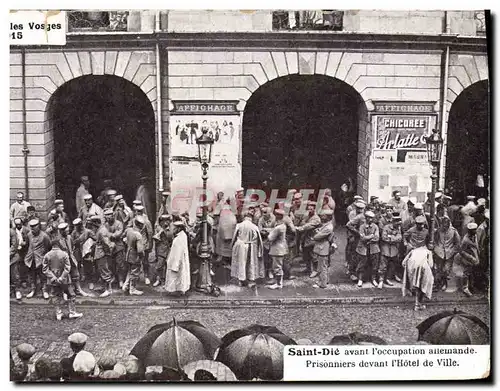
[344,190,489,298]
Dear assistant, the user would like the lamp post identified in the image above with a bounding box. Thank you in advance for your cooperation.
[424,128,444,249]
[196,127,214,261]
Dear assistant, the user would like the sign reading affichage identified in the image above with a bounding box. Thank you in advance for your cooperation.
[9,10,66,45]
[283,345,490,381]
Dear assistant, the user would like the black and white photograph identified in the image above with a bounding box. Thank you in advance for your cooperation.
[8,7,491,382]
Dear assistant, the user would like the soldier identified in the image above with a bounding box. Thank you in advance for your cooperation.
[455,223,480,297]
[122,216,146,296]
[258,206,276,283]
[71,218,96,290]
[156,191,171,225]
[267,209,288,290]
[57,222,91,297]
[153,214,173,287]
[114,195,132,226]
[84,216,102,290]
[433,215,461,291]
[345,201,366,281]
[94,211,116,297]
[10,192,31,227]
[47,199,69,225]
[134,205,154,285]
[12,217,29,297]
[378,215,403,289]
[403,215,429,254]
[79,194,104,225]
[403,203,428,232]
[476,209,490,292]
[42,240,83,321]
[296,201,322,278]
[461,195,477,236]
[24,219,51,299]
[282,203,297,281]
[97,179,113,208]
[312,209,335,289]
[387,190,408,220]
[102,209,126,288]
[346,195,363,217]
[355,211,380,287]
[103,189,117,210]
[25,206,38,226]
[377,203,393,231]
[75,176,90,216]
[10,220,23,300]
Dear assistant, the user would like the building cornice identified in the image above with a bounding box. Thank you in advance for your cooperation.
[10,31,488,53]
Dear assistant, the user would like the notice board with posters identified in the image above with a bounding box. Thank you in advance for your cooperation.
[169,101,242,216]
[368,102,438,203]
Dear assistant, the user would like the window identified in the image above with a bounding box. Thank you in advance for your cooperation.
[68,11,128,32]
[272,10,344,31]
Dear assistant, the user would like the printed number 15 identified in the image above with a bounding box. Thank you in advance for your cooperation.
[11,32,22,39]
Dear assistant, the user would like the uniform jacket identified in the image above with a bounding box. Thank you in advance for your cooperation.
[356,222,380,255]
[346,213,365,241]
[115,205,132,226]
[79,203,104,225]
[10,200,31,222]
[476,221,489,261]
[433,226,461,260]
[129,215,153,251]
[257,214,276,250]
[24,231,51,268]
[403,226,429,250]
[57,234,78,267]
[268,222,288,256]
[42,247,71,286]
[378,214,392,231]
[380,224,402,257]
[125,227,145,264]
[284,214,297,247]
[313,221,334,256]
[299,213,321,248]
[154,225,173,259]
[71,227,96,261]
[387,198,408,218]
[455,234,480,267]
[105,220,125,252]
[10,228,18,265]
[94,225,114,260]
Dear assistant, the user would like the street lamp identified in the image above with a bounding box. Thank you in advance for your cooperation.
[196,127,214,261]
[424,128,444,249]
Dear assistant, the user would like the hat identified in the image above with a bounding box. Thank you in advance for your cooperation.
[414,203,423,210]
[132,200,142,206]
[293,192,303,200]
[68,332,88,345]
[159,214,170,222]
[28,219,40,227]
[14,218,22,224]
[73,351,96,374]
[90,215,101,222]
[106,189,117,196]
[365,211,375,218]
[320,209,334,216]
[467,195,476,201]
[115,194,123,201]
[467,222,478,230]
[73,218,82,226]
[307,201,317,207]
[16,343,36,361]
[54,199,64,205]
[83,194,93,200]
[161,191,170,197]
[58,222,68,230]
[353,195,363,200]
[370,196,379,201]
[477,198,486,206]
[81,176,89,181]
[484,209,490,220]
[173,221,185,227]
[354,201,365,208]
[135,216,145,225]
[415,216,426,224]
[435,192,443,199]
[103,208,114,216]
[274,209,285,216]
[135,205,144,211]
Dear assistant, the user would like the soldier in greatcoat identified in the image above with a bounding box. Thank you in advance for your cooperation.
[454,222,480,298]
[267,209,288,290]
[153,214,173,287]
[71,218,97,290]
[25,219,51,299]
[378,215,403,289]
[312,209,335,289]
[122,216,145,296]
[257,206,276,282]
[296,201,321,278]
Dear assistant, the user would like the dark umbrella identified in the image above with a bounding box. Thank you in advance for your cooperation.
[130,318,221,370]
[416,308,490,345]
[329,332,388,345]
[216,324,296,381]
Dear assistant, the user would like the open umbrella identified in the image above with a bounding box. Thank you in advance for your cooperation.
[183,360,237,381]
[329,332,388,345]
[416,308,490,345]
[130,318,221,370]
[216,324,296,381]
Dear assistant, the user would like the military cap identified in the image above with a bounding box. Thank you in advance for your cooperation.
[57,222,68,230]
[113,363,127,377]
[103,208,114,216]
[161,191,171,197]
[467,195,476,201]
[54,199,64,205]
[274,209,285,216]
[13,218,22,225]
[307,201,317,207]
[73,218,82,226]
[444,194,452,200]
[320,208,334,215]
[73,351,96,373]
[354,201,365,208]
[28,219,40,227]
[261,206,272,214]
[106,189,117,196]
[435,192,443,199]
[173,221,185,227]
[364,211,375,218]
[293,192,303,200]
[477,198,486,206]
[415,216,427,224]
[414,203,423,210]
[90,215,101,222]
[135,216,145,225]
[27,205,35,212]
[159,214,170,222]
[135,205,145,212]
[114,194,123,201]
[196,209,203,217]
[83,194,93,200]
[81,176,89,181]
[16,343,36,361]
[467,222,478,230]
[392,190,401,196]
[385,204,394,210]
[68,332,88,345]
[353,195,363,200]
[370,196,379,201]
[132,200,142,206]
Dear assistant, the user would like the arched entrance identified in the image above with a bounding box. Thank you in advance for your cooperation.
[242,74,367,200]
[445,80,489,202]
[47,75,156,217]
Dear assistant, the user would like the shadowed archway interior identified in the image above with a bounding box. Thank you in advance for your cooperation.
[445,80,489,202]
[48,75,156,216]
[242,74,363,197]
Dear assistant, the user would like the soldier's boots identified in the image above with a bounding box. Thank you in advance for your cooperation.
[15,291,22,300]
[68,301,83,319]
[152,279,161,287]
[377,280,384,289]
[462,277,473,297]
[129,282,144,296]
[268,275,283,290]
[99,283,113,298]
[74,282,91,297]
[144,278,151,286]
[42,291,49,300]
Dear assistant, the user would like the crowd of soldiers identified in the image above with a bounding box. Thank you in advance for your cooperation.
[10,173,489,318]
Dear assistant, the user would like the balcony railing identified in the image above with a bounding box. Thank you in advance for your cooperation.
[272,10,344,31]
[68,11,129,32]
[474,11,486,36]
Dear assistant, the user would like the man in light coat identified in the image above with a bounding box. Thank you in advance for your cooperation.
[231,213,264,288]
[165,221,191,296]
[312,209,335,289]
[267,209,288,290]
[215,202,237,269]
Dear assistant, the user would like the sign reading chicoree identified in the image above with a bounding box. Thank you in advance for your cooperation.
[172,100,239,115]
[375,116,430,150]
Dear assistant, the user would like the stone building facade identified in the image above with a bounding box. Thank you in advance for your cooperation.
[9,10,489,216]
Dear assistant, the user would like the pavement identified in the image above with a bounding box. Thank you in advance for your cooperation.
[11,227,489,308]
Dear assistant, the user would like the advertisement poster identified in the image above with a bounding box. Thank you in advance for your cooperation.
[374,115,435,150]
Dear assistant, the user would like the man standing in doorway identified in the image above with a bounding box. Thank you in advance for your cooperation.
[75,176,90,216]
[79,194,104,226]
